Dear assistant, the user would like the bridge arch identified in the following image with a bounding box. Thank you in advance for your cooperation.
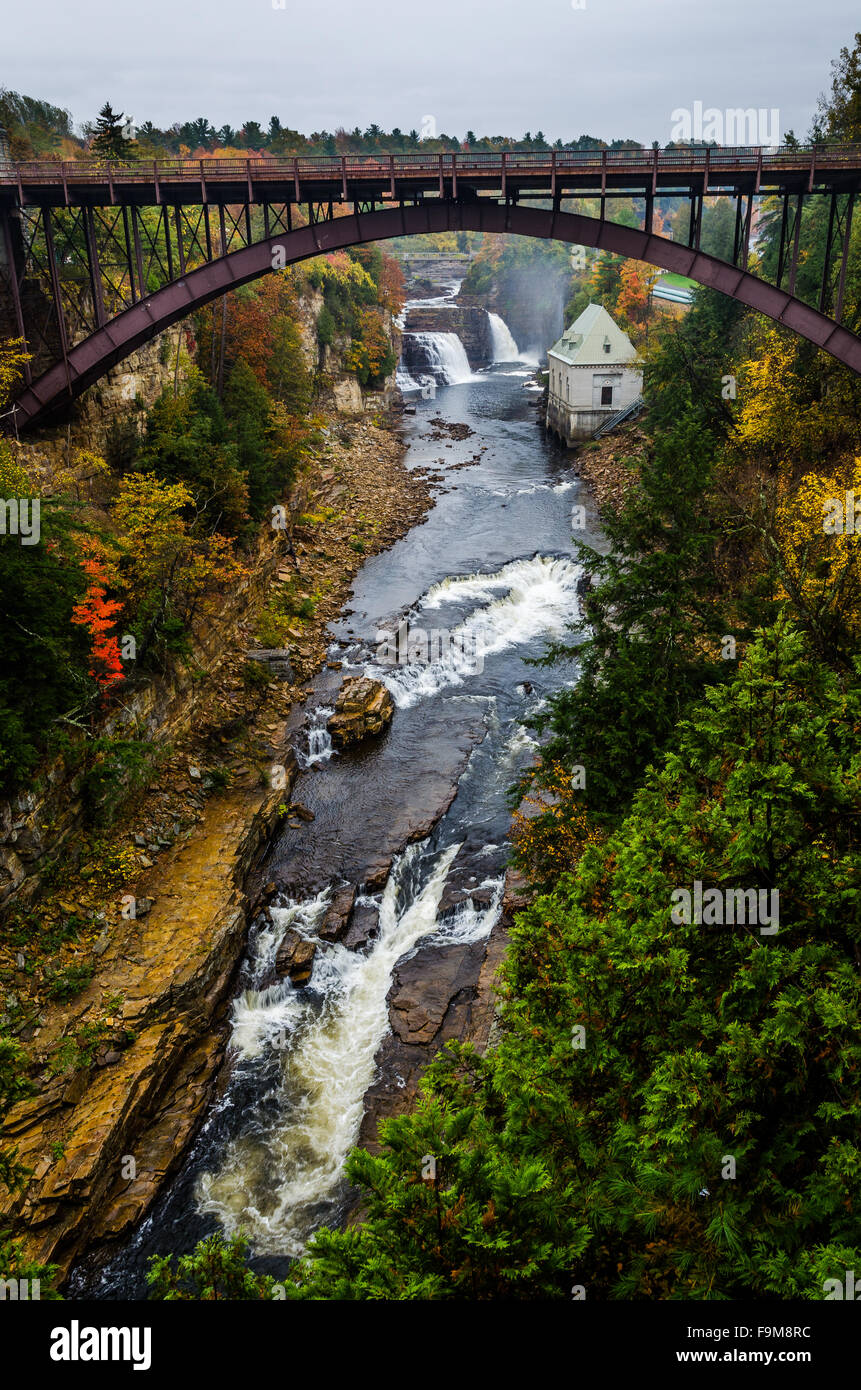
[10,200,861,430]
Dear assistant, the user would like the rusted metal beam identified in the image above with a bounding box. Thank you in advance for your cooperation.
[776,191,790,285]
[174,204,186,276]
[11,203,861,432]
[788,191,804,295]
[131,204,146,296]
[83,205,107,327]
[162,204,174,281]
[121,205,137,302]
[733,193,744,265]
[41,209,71,393]
[819,191,838,312]
[741,193,753,270]
[0,206,31,382]
[835,190,856,323]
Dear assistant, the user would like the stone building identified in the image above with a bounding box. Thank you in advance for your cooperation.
[546,303,642,444]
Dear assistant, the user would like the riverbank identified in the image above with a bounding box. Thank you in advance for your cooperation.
[0,409,435,1283]
[567,418,647,512]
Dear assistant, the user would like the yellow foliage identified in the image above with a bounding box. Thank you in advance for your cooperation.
[0,338,32,409]
[511,761,602,882]
[110,472,245,622]
[0,440,34,496]
[735,326,843,468]
[773,457,861,640]
[53,448,111,498]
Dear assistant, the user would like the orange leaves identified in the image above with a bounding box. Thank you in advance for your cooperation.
[616,260,658,327]
[70,539,125,695]
[377,252,406,316]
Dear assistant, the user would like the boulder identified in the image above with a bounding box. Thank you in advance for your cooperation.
[246,649,294,681]
[274,929,316,985]
[343,901,379,952]
[327,677,394,748]
[318,887,357,942]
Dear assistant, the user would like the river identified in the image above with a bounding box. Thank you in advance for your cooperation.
[71,295,604,1299]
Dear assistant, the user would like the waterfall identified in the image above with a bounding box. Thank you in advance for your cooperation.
[487,312,520,362]
[195,842,502,1255]
[396,364,420,390]
[403,331,474,385]
[297,705,335,769]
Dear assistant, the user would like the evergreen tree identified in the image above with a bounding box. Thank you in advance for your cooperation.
[533,292,749,826]
[90,101,135,162]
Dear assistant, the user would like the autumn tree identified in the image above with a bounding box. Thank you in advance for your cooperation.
[346,307,396,387]
[110,471,245,662]
[70,540,125,696]
[0,338,31,409]
[616,259,658,330]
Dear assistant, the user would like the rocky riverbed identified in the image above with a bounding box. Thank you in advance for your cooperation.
[0,411,436,1283]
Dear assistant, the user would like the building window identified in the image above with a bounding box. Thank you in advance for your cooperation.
[601,385,613,406]
[566,378,570,399]
[603,337,611,354]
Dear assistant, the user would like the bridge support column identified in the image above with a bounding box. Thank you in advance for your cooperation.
[741,193,754,270]
[776,192,790,286]
[835,190,856,323]
[819,191,838,313]
[83,206,107,328]
[41,210,72,395]
[788,192,804,296]
[0,206,31,383]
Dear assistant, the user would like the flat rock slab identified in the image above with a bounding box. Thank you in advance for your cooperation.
[263,699,486,895]
[358,938,487,1150]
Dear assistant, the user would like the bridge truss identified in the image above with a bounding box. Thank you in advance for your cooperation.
[1,145,859,430]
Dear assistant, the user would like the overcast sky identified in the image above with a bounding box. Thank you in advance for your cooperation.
[4,0,857,145]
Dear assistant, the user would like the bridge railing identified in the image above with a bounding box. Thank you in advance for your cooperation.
[2,144,860,187]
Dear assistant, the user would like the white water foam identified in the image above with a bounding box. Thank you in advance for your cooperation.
[368,554,582,708]
[425,875,504,947]
[196,841,496,1255]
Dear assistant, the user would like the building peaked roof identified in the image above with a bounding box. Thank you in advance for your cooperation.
[548,302,639,366]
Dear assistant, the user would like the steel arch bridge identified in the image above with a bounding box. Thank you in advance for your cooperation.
[1,144,860,431]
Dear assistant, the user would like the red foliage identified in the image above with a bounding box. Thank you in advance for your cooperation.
[71,542,125,695]
[378,251,406,316]
[222,275,296,386]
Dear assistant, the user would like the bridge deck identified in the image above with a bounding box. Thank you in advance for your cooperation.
[2,145,860,208]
